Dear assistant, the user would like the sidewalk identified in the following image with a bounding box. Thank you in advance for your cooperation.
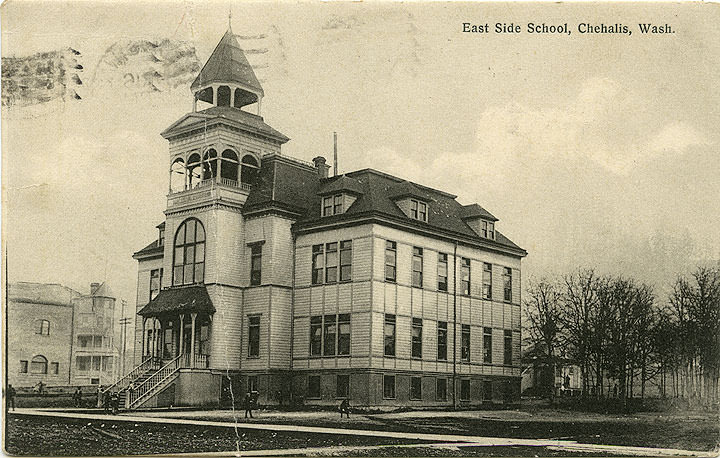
[11,408,717,457]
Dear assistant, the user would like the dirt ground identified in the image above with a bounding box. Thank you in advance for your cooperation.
[3,414,615,457]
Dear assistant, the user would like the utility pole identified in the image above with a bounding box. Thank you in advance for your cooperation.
[119,300,130,378]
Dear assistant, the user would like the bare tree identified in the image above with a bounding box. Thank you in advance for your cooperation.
[523,279,563,401]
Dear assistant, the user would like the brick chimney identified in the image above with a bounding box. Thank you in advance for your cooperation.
[90,282,100,294]
[312,156,330,179]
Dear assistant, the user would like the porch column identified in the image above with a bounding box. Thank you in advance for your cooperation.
[154,318,161,358]
[141,317,147,358]
[190,313,197,366]
[178,314,185,356]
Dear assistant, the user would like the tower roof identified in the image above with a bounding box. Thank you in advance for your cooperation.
[191,28,264,96]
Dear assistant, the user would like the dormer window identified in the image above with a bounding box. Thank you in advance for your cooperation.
[158,228,165,247]
[410,199,428,222]
[482,220,495,239]
[322,194,344,217]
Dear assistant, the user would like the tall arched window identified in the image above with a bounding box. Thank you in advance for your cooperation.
[203,149,217,181]
[173,218,206,286]
[31,355,48,374]
[241,154,259,186]
[187,153,202,188]
[221,149,239,182]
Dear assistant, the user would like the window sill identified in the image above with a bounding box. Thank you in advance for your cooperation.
[383,354,396,358]
[246,356,261,360]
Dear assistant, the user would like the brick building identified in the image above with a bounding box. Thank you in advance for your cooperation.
[7,282,118,387]
[126,27,526,409]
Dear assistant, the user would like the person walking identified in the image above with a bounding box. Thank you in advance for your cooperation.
[103,390,111,414]
[6,384,16,411]
[111,391,119,415]
[243,391,254,419]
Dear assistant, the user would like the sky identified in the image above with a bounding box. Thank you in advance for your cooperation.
[2,1,719,319]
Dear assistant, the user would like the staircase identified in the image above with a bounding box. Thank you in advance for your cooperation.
[99,356,161,407]
[126,354,184,410]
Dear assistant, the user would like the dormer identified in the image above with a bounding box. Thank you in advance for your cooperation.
[317,174,364,217]
[461,204,498,241]
[391,181,430,223]
[157,222,166,247]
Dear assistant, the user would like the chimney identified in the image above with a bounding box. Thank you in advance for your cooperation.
[312,156,330,179]
[90,282,100,294]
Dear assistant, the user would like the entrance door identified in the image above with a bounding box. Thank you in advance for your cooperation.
[183,322,192,355]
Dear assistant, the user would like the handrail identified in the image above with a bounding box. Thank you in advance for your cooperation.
[102,356,159,395]
[127,354,183,409]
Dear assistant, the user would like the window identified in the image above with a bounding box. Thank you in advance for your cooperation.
[338,314,351,356]
[322,194,344,216]
[325,242,338,283]
[172,218,205,286]
[412,247,423,288]
[221,149,239,182]
[503,268,513,302]
[93,355,101,371]
[323,196,333,216]
[94,336,103,348]
[437,253,448,292]
[437,321,447,360]
[340,241,352,281]
[37,319,50,335]
[383,375,396,399]
[158,228,165,247]
[19,360,28,373]
[384,314,396,357]
[334,195,343,215]
[310,316,322,356]
[504,330,513,365]
[248,315,260,358]
[102,356,113,372]
[385,241,396,282]
[312,314,351,356]
[240,155,260,186]
[337,374,350,398]
[483,327,493,363]
[312,244,324,285]
[410,377,422,400]
[323,314,337,356]
[30,355,48,374]
[482,263,492,300]
[76,356,90,371]
[436,378,447,401]
[411,318,423,358]
[410,199,427,222]
[461,258,471,296]
[482,220,495,239]
[248,375,258,392]
[483,381,492,401]
[250,244,262,286]
[150,269,162,300]
[461,324,471,362]
[308,376,321,399]
[460,379,471,401]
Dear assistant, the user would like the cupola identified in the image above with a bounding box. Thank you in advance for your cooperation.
[191,26,264,114]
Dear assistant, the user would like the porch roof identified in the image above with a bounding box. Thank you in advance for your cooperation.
[138,285,215,317]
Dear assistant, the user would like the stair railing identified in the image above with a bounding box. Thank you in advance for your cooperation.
[98,356,160,405]
[127,353,183,410]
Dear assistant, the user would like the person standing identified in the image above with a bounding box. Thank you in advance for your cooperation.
[243,391,254,419]
[73,387,82,407]
[6,384,16,411]
[339,398,350,418]
[103,390,111,414]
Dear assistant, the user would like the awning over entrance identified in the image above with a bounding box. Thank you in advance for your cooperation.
[138,285,215,317]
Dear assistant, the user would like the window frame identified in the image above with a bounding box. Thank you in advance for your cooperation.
[310,316,322,356]
[339,240,352,282]
[384,314,396,357]
[483,327,493,364]
[19,360,28,373]
[410,199,428,222]
[461,257,471,296]
[336,374,350,399]
[411,318,423,359]
[460,379,471,401]
[250,243,263,286]
[37,319,50,336]
[383,374,396,399]
[504,330,513,366]
[323,314,337,356]
[30,355,48,374]
[410,376,422,400]
[310,314,351,357]
[437,321,448,361]
[322,194,344,217]
[437,252,448,292]
[436,378,448,401]
[312,244,324,285]
[325,242,338,283]
[312,240,352,285]
[247,315,261,358]
[150,268,163,300]
[503,267,513,302]
[172,218,206,286]
[412,246,423,288]
[384,240,397,282]
[461,324,471,362]
[482,263,492,300]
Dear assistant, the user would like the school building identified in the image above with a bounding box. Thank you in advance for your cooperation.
[121,25,527,409]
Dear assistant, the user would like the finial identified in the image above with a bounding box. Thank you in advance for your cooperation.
[228,8,232,30]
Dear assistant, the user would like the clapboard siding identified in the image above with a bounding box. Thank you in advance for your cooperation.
[269,288,292,368]
[208,284,243,370]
